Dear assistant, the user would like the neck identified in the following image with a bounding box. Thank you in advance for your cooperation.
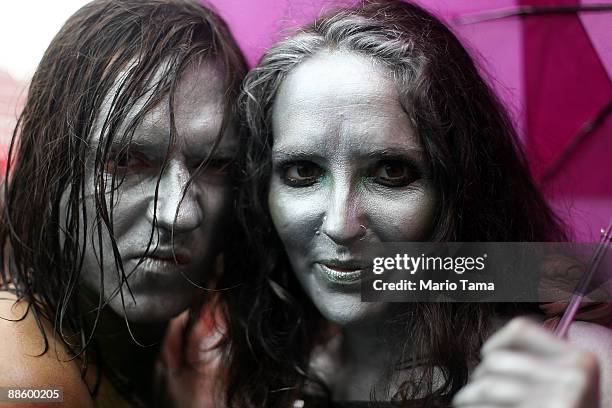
[342,320,396,368]
[330,311,414,400]
[80,289,167,406]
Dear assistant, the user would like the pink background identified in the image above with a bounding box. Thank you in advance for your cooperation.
[207,0,612,242]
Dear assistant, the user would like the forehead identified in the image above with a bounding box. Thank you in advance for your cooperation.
[92,58,236,156]
[271,50,418,155]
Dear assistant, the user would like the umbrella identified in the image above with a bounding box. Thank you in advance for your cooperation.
[209,0,612,241]
[0,69,27,175]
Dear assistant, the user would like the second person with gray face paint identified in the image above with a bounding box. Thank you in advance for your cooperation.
[203,1,612,407]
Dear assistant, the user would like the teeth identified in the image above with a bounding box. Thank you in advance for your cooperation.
[318,264,361,283]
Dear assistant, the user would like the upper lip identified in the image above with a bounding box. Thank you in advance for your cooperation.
[317,259,369,271]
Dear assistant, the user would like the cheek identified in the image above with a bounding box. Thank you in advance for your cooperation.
[268,181,325,249]
[104,183,150,237]
[78,175,153,272]
[60,172,133,248]
[197,181,233,229]
[77,170,150,236]
[365,185,437,241]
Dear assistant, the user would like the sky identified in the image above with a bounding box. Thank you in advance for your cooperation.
[0,1,91,80]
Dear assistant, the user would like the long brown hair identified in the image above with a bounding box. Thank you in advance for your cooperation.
[224,0,567,406]
[0,0,246,373]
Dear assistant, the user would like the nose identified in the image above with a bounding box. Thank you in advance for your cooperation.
[148,160,203,234]
[320,183,364,245]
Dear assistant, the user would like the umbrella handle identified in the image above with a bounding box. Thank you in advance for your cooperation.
[553,221,612,338]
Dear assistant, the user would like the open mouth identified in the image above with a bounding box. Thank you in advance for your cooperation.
[317,261,366,284]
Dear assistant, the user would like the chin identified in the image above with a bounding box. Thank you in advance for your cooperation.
[109,293,192,323]
[313,295,389,327]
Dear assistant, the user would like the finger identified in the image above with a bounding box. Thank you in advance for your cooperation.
[470,353,599,408]
[162,310,190,372]
[482,317,568,357]
[453,376,524,407]
[190,304,225,366]
[473,350,538,381]
[473,349,571,382]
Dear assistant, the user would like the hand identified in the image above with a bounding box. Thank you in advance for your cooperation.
[157,308,226,408]
[453,317,600,408]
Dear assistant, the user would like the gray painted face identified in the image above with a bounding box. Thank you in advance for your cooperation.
[63,60,236,323]
[269,51,437,326]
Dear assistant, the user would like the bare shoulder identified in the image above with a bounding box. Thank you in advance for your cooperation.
[0,290,93,408]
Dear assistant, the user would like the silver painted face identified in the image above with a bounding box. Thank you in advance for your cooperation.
[269,51,437,326]
[65,60,236,322]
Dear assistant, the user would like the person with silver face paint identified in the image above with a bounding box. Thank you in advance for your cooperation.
[0,1,246,406]
[218,1,612,407]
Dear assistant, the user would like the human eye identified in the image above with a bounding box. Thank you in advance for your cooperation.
[105,149,151,174]
[370,159,420,187]
[280,161,324,187]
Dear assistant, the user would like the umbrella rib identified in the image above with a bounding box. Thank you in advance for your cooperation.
[539,100,612,186]
[455,4,612,25]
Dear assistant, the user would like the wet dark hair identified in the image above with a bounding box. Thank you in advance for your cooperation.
[224,0,567,406]
[0,0,246,372]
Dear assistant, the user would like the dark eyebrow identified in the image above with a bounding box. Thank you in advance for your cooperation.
[111,140,169,158]
[104,125,168,152]
[106,128,238,159]
[271,149,323,162]
[365,147,425,161]
[272,146,425,161]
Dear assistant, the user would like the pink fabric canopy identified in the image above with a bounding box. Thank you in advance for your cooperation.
[207,0,611,241]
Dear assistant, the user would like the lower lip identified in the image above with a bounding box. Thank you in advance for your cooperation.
[137,256,189,271]
[317,263,362,284]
